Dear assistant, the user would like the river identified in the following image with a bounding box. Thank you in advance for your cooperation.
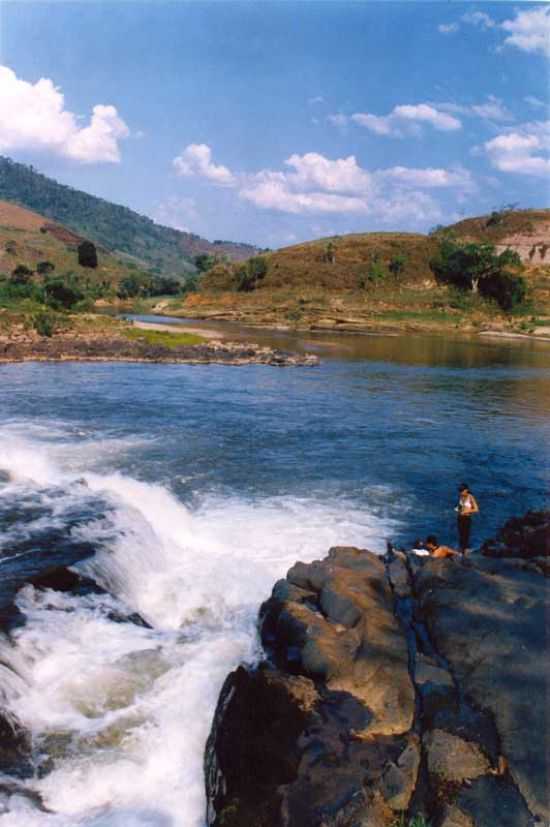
[0,329,548,826]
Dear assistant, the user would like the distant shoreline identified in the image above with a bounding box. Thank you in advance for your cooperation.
[143,307,550,345]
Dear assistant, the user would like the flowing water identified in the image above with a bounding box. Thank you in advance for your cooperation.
[0,332,549,826]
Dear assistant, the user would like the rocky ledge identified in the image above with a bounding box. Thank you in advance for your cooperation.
[0,335,319,367]
[205,510,549,827]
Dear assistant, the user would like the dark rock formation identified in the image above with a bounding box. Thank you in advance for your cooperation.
[0,710,32,778]
[481,509,549,559]
[0,335,320,367]
[205,512,549,826]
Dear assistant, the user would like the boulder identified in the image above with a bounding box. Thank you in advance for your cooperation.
[262,547,415,738]
[423,729,490,784]
[207,547,417,827]
[416,555,549,821]
[481,509,549,558]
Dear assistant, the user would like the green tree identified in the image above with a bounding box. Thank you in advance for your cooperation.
[182,274,200,294]
[430,238,524,311]
[147,275,182,296]
[78,240,98,268]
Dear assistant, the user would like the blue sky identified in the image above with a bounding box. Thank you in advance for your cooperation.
[0,1,548,247]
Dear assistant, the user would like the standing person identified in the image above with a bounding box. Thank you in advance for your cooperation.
[456,483,479,554]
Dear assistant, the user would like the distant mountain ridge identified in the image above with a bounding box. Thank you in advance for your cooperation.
[0,156,258,275]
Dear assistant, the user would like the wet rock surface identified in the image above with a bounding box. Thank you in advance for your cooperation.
[205,511,549,826]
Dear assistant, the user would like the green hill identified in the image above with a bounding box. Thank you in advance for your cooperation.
[176,209,550,336]
[0,156,257,276]
[0,199,153,293]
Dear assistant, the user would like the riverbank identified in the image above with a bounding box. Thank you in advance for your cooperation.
[205,509,549,827]
[144,289,550,343]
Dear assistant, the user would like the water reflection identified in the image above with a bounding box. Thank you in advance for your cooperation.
[128,314,550,370]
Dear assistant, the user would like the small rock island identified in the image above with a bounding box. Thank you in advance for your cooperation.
[205,511,549,827]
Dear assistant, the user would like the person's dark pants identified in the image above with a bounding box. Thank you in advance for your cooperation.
[457,515,472,552]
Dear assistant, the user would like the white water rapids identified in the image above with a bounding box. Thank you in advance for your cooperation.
[0,429,397,827]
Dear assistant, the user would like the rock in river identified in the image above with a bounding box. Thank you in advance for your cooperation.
[204,511,549,827]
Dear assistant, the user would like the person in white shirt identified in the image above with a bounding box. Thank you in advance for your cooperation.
[456,483,479,553]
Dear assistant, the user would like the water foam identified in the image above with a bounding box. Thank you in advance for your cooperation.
[0,430,397,827]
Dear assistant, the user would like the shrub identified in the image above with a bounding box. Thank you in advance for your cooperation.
[4,240,17,255]
[117,274,143,299]
[480,272,527,311]
[32,310,58,337]
[367,261,386,283]
[77,240,98,268]
[194,253,217,273]
[0,279,43,305]
[44,277,84,309]
[389,254,407,276]
[237,256,269,292]
[323,241,336,264]
[486,202,518,227]
[11,264,33,284]
[36,260,55,275]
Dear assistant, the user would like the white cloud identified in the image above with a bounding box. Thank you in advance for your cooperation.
[525,95,547,110]
[438,23,459,34]
[284,152,373,194]
[484,121,550,177]
[470,96,513,122]
[501,6,550,57]
[239,154,374,215]
[0,65,129,163]
[239,152,471,224]
[350,103,461,137]
[392,104,462,131]
[380,166,475,191]
[240,173,370,215]
[171,142,472,225]
[351,112,396,136]
[434,96,513,123]
[173,143,236,186]
[439,7,550,58]
[461,11,495,30]
[327,113,348,128]
[308,96,325,106]
[64,105,129,163]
